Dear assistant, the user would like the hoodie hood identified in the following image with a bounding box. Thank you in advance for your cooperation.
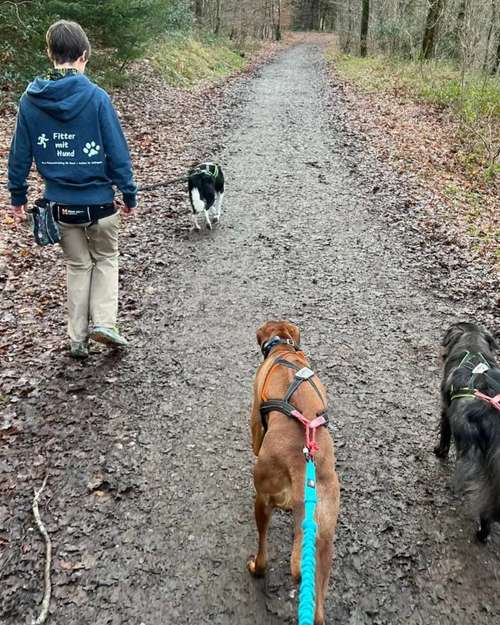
[26,73,97,122]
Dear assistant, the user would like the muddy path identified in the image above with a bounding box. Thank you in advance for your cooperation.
[2,42,500,625]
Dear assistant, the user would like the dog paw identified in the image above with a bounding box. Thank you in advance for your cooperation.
[433,445,449,459]
[247,556,266,578]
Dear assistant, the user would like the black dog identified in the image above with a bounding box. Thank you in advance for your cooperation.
[188,162,225,230]
[435,321,500,541]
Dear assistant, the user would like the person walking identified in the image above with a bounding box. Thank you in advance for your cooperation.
[7,20,137,359]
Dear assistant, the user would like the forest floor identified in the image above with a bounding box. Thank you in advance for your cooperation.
[1,33,499,625]
[328,50,499,272]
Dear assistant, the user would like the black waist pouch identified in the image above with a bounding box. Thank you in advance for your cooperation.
[54,202,116,225]
[27,199,61,246]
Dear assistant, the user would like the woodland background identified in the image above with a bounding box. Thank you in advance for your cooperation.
[0,0,499,258]
[1,1,499,90]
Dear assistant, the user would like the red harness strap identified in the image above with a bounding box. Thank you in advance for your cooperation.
[475,391,500,412]
[291,410,327,458]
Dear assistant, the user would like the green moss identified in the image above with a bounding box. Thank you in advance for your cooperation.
[151,34,247,88]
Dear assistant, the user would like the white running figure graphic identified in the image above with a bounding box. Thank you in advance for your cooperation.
[83,141,100,157]
[37,133,49,148]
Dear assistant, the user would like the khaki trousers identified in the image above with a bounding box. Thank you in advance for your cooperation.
[59,213,120,342]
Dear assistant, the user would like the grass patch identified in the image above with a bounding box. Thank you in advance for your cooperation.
[150,33,248,88]
[327,49,500,177]
[328,51,500,121]
[327,48,499,263]
[443,184,499,255]
[0,32,252,109]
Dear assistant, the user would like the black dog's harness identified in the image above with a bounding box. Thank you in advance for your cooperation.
[191,163,220,179]
[259,337,329,432]
[450,351,500,407]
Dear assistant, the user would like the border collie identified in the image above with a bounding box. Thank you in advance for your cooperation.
[188,162,224,230]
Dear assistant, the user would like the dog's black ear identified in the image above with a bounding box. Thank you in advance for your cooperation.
[441,323,465,360]
[442,324,465,349]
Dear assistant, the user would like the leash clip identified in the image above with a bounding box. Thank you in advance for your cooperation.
[292,410,325,460]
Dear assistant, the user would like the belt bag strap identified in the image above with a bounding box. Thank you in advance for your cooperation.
[55,203,116,225]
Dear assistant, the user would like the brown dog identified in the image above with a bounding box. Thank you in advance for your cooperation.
[247,320,340,625]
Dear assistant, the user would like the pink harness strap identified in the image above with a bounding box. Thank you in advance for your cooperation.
[475,391,500,412]
[291,409,327,457]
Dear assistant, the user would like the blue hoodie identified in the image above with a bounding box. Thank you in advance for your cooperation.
[8,73,137,207]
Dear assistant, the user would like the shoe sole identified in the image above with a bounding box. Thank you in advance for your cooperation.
[89,332,128,348]
[70,351,89,359]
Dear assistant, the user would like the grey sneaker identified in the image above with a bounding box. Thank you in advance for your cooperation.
[70,340,89,359]
[89,326,128,347]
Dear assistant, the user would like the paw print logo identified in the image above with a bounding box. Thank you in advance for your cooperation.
[83,141,101,157]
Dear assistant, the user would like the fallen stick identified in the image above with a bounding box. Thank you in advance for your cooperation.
[31,475,52,625]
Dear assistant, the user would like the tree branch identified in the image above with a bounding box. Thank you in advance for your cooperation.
[31,475,52,625]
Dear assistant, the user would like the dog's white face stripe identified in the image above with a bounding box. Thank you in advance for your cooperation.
[190,187,205,214]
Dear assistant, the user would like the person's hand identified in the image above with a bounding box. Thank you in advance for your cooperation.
[10,205,27,222]
[121,203,136,219]
[114,198,136,219]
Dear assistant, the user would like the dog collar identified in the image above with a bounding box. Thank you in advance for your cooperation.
[450,386,476,401]
[261,336,298,359]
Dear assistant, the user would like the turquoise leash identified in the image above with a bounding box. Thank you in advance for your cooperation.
[298,458,318,625]
[287,409,326,625]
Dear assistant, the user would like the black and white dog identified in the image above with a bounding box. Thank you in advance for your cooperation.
[435,321,500,541]
[188,162,224,230]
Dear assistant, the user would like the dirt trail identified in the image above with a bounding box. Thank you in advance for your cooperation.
[2,43,500,625]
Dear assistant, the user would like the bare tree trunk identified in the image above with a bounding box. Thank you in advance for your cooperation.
[313,0,321,29]
[493,36,500,74]
[454,0,466,60]
[195,0,203,19]
[214,0,221,35]
[305,0,313,29]
[346,0,353,51]
[360,0,370,57]
[274,0,282,40]
[324,0,337,30]
[421,0,445,59]
[484,0,497,71]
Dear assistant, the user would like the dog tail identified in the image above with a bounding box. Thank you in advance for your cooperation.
[454,370,500,523]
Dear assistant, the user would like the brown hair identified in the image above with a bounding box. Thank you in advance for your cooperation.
[46,20,91,64]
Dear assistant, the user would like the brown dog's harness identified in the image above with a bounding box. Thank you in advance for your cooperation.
[259,337,329,437]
